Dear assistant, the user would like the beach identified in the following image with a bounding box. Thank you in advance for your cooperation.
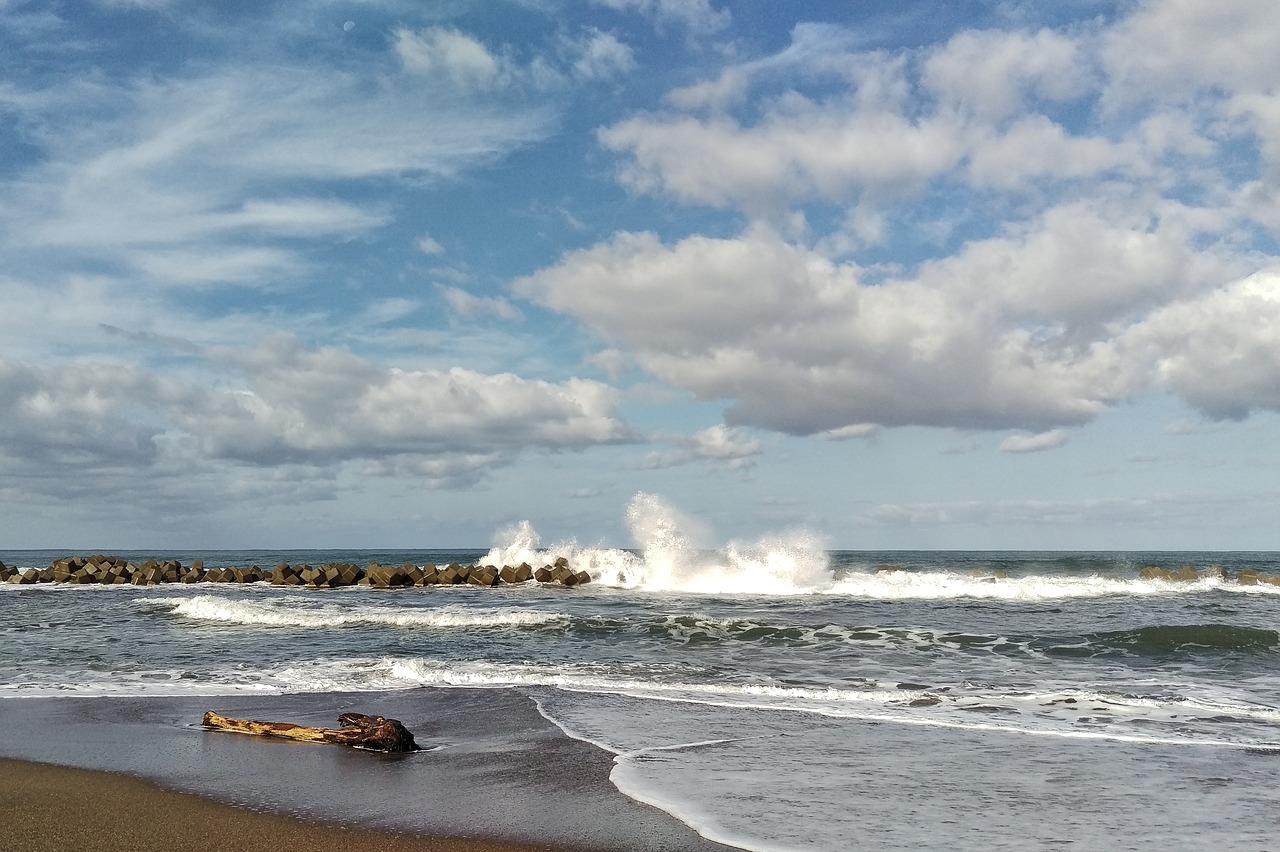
[2,758,554,852]
[6,547,1280,850]
[0,692,733,852]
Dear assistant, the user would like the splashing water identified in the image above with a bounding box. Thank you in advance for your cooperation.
[482,493,833,595]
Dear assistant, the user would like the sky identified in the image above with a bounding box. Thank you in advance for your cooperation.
[2,0,1279,551]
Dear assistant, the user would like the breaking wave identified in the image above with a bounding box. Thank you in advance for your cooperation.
[139,595,567,630]
[483,492,831,595]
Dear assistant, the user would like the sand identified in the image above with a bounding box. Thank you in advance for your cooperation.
[1,758,554,852]
[0,691,733,852]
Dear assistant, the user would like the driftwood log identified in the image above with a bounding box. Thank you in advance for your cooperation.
[202,710,420,753]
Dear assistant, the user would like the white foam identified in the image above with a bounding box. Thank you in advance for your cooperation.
[480,492,834,596]
[825,570,1247,601]
[139,595,567,629]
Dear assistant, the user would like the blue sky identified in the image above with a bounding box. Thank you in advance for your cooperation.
[2,0,1279,550]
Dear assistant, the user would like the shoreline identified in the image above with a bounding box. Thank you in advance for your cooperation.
[0,691,734,852]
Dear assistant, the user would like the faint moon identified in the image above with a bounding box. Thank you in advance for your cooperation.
[343,21,355,32]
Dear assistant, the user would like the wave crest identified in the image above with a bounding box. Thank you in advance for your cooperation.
[139,595,566,629]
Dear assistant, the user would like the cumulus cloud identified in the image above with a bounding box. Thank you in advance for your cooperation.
[518,206,1278,434]
[0,338,634,501]
[921,27,1090,121]
[184,335,632,469]
[1121,269,1280,420]
[642,424,762,469]
[0,358,170,472]
[522,1,1280,441]
[1102,0,1280,104]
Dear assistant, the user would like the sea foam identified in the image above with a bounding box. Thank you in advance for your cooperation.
[139,595,566,629]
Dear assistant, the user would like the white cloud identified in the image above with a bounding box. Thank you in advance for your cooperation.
[818,424,878,441]
[132,246,302,285]
[643,424,761,469]
[395,26,504,89]
[922,27,1089,121]
[518,210,1273,435]
[1000,429,1068,453]
[417,234,446,255]
[965,115,1140,190]
[570,28,635,81]
[591,0,730,35]
[600,97,966,215]
[517,226,1119,433]
[1102,0,1280,104]
[1121,269,1280,420]
[0,336,635,501]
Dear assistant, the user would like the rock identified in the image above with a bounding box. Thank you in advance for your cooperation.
[272,563,302,586]
[534,565,554,583]
[468,565,499,587]
[438,564,468,585]
[418,564,439,586]
[367,564,411,588]
[131,564,164,586]
[499,563,533,584]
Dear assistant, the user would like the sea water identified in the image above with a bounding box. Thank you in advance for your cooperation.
[3,492,1280,850]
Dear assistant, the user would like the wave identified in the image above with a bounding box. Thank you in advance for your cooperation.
[591,612,1280,664]
[483,493,833,595]
[8,653,1280,749]
[476,493,1280,600]
[262,658,1280,749]
[1093,624,1280,654]
[137,595,567,630]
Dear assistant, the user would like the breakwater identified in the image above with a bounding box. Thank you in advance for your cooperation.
[0,554,591,588]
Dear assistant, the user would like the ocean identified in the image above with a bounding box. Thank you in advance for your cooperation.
[4,496,1280,850]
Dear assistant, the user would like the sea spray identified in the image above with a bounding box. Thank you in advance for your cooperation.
[480,493,834,594]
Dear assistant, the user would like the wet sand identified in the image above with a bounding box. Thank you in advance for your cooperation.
[0,691,733,852]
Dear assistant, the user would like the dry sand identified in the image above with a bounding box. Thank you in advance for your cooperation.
[2,758,558,852]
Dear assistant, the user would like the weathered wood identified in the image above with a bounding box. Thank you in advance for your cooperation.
[202,710,419,753]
